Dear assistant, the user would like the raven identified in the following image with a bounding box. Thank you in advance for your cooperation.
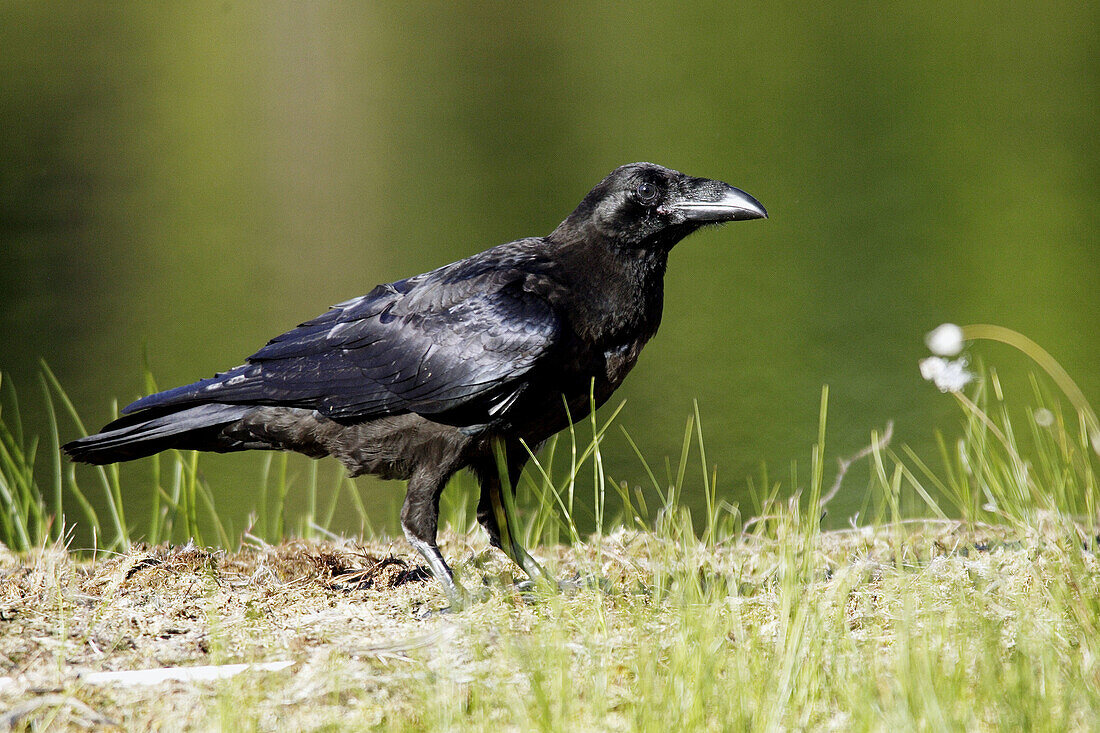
[64,162,766,607]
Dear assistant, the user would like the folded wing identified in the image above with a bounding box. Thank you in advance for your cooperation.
[123,262,562,426]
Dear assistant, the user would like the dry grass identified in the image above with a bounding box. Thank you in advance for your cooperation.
[3,517,1098,731]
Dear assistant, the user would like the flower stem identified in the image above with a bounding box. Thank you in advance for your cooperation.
[962,323,1100,455]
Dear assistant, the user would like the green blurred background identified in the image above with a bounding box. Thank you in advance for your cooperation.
[1,2,1096,539]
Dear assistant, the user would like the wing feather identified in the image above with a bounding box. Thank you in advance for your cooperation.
[123,257,562,426]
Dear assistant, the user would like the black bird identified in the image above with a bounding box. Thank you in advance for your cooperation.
[64,162,766,606]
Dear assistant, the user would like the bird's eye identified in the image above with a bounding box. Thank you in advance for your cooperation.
[635,182,659,203]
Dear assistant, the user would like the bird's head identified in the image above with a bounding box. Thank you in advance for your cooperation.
[552,162,767,251]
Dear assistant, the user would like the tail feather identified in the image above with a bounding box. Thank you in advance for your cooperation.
[63,403,252,465]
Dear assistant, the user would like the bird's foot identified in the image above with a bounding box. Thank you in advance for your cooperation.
[512,577,554,605]
[416,581,490,618]
[512,572,613,602]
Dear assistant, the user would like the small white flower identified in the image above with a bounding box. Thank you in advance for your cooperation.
[919,356,974,393]
[919,356,946,382]
[1033,408,1055,427]
[925,323,966,357]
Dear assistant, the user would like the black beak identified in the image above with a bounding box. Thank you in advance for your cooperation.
[671,179,768,222]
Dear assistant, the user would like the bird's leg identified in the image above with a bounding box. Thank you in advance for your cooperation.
[477,449,614,598]
[401,471,469,610]
[476,454,550,585]
[478,486,550,583]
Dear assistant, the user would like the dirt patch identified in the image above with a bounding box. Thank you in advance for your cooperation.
[0,536,458,684]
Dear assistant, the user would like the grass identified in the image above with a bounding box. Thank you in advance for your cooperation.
[1,326,1099,731]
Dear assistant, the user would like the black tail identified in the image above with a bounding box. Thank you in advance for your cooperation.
[63,403,252,465]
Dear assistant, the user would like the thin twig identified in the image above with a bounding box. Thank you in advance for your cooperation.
[818,421,895,510]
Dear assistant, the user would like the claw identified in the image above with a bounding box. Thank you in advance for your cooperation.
[511,572,613,603]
